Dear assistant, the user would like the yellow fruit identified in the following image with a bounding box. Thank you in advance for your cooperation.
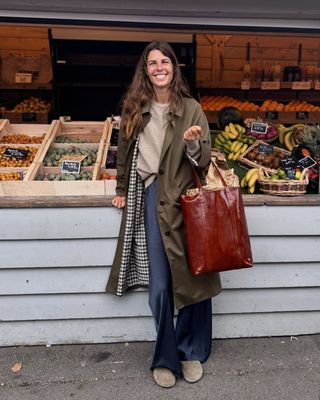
[217,133,226,143]
[232,149,242,160]
[240,176,247,188]
[239,143,248,154]
[284,131,294,151]
[248,171,259,188]
[230,140,240,152]
[245,168,259,183]
[233,141,243,153]
[221,130,230,140]
[228,122,239,136]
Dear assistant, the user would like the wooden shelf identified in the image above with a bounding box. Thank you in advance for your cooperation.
[205,110,320,124]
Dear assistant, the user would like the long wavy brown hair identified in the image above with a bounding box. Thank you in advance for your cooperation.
[121,41,191,138]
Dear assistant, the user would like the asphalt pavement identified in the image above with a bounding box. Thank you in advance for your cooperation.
[0,335,319,400]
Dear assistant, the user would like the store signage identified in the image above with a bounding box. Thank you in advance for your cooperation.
[251,122,268,134]
[291,81,311,90]
[60,160,81,174]
[261,81,280,90]
[3,148,29,160]
[15,73,32,84]
[241,80,250,90]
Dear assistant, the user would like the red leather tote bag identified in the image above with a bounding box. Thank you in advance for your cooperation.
[180,161,253,275]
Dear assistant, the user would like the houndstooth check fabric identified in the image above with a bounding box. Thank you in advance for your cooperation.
[116,135,149,296]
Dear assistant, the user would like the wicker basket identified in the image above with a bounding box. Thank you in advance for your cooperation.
[239,140,291,174]
[258,168,309,196]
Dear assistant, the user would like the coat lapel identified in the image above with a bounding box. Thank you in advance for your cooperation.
[159,101,183,166]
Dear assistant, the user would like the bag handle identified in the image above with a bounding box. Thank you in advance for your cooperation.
[191,158,228,191]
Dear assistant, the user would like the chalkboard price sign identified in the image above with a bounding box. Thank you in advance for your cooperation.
[258,143,273,153]
[251,122,268,134]
[22,112,37,122]
[3,148,30,160]
[60,160,81,174]
[280,156,298,170]
[298,156,317,169]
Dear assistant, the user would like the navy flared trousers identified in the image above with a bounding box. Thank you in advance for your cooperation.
[144,180,212,377]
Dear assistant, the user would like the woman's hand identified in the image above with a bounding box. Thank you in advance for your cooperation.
[183,125,203,141]
[112,196,126,208]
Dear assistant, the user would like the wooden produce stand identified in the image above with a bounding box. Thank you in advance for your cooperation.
[0,27,319,347]
[0,118,117,197]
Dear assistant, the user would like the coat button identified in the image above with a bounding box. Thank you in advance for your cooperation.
[159,169,164,175]
[160,200,165,206]
[165,231,170,236]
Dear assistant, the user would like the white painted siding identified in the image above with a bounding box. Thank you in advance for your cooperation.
[0,204,320,346]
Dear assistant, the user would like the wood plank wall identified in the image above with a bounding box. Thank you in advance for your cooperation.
[0,205,319,346]
[196,34,320,89]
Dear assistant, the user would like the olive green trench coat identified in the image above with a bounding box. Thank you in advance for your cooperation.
[106,97,222,309]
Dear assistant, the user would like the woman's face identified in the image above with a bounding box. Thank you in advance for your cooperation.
[146,49,174,92]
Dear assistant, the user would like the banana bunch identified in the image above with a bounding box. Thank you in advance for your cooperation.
[277,123,306,152]
[240,168,260,194]
[213,123,254,160]
[225,122,246,139]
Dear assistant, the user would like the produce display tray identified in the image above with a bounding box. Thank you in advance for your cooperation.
[0,118,118,196]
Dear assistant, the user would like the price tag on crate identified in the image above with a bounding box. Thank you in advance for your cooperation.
[261,81,280,90]
[291,81,311,90]
[60,155,86,174]
[61,160,82,174]
[241,80,250,90]
[15,73,32,84]
[3,148,30,160]
[251,122,268,135]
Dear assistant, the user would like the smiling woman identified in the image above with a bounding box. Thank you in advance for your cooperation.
[106,40,221,388]
[146,51,173,93]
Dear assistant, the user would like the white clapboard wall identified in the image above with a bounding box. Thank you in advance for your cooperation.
[0,205,319,346]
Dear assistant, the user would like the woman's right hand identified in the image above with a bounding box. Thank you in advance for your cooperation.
[112,196,126,208]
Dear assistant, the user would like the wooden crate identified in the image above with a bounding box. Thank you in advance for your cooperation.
[238,140,291,173]
[0,118,117,196]
[0,167,28,181]
[0,118,52,143]
[26,164,99,182]
[2,111,49,124]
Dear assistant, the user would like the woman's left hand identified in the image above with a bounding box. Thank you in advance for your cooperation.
[183,125,203,141]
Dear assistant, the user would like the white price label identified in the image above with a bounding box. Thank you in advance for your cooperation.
[15,73,32,84]
[241,80,250,90]
[261,81,280,90]
[292,81,311,90]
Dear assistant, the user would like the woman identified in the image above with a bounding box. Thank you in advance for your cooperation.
[106,41,221,388]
